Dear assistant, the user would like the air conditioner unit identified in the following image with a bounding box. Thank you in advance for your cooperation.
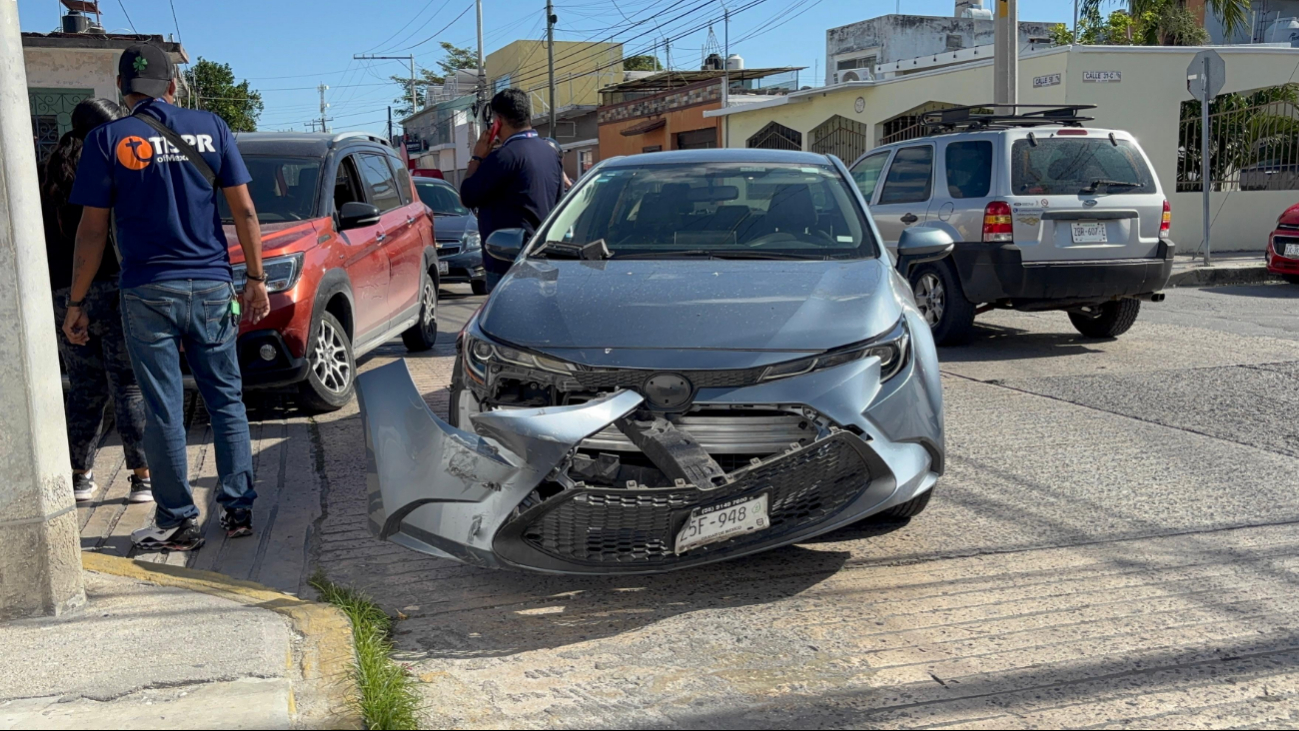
[841,70,862,83]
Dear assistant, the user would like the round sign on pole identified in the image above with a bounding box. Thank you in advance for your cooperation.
[1187,49,1225,101]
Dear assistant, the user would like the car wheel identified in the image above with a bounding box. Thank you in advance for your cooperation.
[471,279,488,296]
[1069,299,1141,339]
[402,268,439,352]
[298,311,355,413]
[1283,273,1299,285]
[881,488,934,520]
[909,261,976,346]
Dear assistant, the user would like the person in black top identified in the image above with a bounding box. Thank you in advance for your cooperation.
[42,98,151,505]
[460,89,564,293]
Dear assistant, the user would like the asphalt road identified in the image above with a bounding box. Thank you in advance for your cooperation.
[313,282,1299,729]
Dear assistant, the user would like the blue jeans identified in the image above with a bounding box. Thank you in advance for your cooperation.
[121,280,256,528]
[484,270,504,293]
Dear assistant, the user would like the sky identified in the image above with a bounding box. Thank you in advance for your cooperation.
[18,0,1076,136]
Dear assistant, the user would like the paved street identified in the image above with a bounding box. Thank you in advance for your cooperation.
[76,282,1299,728]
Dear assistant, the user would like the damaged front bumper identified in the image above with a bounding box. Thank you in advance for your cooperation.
[357,355,940,575]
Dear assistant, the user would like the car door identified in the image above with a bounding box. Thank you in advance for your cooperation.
[358,153,422,329]
[872,144,936,252]
[333,153,389,341]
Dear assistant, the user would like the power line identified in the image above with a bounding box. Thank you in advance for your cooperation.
[115,0,137,34]
[390,2,476,52]
[374,0,456,55]
[167,0,183,46]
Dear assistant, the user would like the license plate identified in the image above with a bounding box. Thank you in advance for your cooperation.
[675,493,770,554]
[1071,222,1108,243]
[1286,243,1299,258]
[436,260,449,274]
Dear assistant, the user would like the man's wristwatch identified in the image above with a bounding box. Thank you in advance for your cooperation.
[245,272,267,282]
[471,155,485,162]
[67,295,85,309]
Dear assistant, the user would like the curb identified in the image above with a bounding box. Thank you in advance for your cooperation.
[1168,263,1281,288]
[81,553,362,730]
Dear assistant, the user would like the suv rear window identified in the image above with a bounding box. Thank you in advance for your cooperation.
[1011,138,1155,196]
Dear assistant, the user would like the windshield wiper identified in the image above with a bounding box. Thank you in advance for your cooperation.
[1081,179,1141,194]
[616,249,828,261]
[530,239,611,260]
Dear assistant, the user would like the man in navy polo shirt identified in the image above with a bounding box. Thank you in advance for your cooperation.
[64,44,269,551]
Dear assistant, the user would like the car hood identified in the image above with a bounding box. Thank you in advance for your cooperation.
[1279,203,1299,227]
[225,219,325,262]
[477,257,902,362]
[430,213,477,241]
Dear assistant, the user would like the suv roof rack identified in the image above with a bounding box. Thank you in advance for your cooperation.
[330,131,392,147]
[921,104,1097,132]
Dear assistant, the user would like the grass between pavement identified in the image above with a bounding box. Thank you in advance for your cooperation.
[310,572,420,730]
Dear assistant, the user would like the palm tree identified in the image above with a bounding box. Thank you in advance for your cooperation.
[1080,0,1251,43]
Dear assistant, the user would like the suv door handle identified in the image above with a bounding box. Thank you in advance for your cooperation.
[406,216,416,225]
[901,213,919,224]
[375,232,387,243]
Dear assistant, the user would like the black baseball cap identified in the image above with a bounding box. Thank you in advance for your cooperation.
[118,44,174,98]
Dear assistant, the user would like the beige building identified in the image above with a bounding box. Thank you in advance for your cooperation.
[708,44,1299,252]
[23,32,187,164]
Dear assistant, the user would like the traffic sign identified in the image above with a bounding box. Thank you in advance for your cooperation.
[1187,50,1225,101]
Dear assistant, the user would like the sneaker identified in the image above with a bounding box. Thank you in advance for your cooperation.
[220,508,253,539]
[128,475,154,503]
[72,473,96,502]
[131,517,205,551]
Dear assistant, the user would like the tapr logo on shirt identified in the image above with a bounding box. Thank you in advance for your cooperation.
[116,136,154,170]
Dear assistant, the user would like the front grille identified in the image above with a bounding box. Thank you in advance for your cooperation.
[1274,236,1299,257]
[573,367,763,390]
[582,412,818,454]
[512,434,871,566]
[436,241,462,256]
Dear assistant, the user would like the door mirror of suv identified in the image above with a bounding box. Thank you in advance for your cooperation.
[485,228,528,263]
[338,202,382,231]
[896,227,956,276]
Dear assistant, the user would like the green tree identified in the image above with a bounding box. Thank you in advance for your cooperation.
[623,54,662,71]
[183,58,263,132]
[391,42,478,117]
[1077,0,1247,44]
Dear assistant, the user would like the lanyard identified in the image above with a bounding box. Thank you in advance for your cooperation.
[502,130,539,146]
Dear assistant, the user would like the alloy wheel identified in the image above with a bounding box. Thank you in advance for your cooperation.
[310,318,351,394]
[914,272,946,328]
[421,281,437,329]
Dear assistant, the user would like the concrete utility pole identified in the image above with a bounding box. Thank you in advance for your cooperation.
[546,0,557,136]
[317,83,330,134]
[993,0,1019,112]
[722,5,730,148]
[0,0,86,619]
[476,0,486,131]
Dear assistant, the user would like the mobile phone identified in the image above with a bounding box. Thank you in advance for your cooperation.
[488,117,503,144]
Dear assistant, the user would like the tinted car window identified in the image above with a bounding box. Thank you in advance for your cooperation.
[878,146,933,205]
[392,158,413,205]
[357,154,403,212]
[945,141,993,199]
[416,182,470,216]
[849,151,890,201]
[538,162,877,260]
[1011,138,1156,195]
[219,156,321,223]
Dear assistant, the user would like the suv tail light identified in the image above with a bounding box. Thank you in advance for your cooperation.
[1160,200,1171,240]
[983,201,1013,243]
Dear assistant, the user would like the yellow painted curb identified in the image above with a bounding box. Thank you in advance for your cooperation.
[82,552,362,730]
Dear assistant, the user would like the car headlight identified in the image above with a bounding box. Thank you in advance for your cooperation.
[761,318,910,383]
[461,230,481,251]
[463,333,573,383]
[232,253,303,294]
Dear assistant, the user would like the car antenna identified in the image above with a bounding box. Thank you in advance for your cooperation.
[1027,132,1037,147]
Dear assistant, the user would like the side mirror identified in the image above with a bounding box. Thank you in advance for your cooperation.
[485,228,528,263]
[338,202,381,231]
[896,227,955,276]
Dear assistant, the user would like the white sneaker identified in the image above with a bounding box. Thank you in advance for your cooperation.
[73,473,96,502]
[128,475,154,503]
[131,517,205,551]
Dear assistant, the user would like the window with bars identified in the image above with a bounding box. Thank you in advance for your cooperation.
[747,121,802,151]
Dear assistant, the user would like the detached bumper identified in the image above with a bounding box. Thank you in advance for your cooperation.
[954,241,1175,307]
[356,356,938,574]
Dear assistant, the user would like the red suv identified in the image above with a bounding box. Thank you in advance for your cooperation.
[219,132,442,411]
[1268,202,1299,284]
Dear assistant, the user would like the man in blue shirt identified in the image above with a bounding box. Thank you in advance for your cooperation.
[460,89,564,292]
[63,44,269,551]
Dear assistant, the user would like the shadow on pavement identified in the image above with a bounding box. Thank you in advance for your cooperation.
[1197,283,1299,299]
[937,323,1106,366]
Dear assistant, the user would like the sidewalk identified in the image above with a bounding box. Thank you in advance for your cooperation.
[0,557,357,730]
[1169,251,1279,287]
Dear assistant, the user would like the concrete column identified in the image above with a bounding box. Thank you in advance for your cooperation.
[0,0,86,619]
[993,0,1019,111]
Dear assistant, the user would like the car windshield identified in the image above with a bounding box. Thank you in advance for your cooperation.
[1011,138,1156,195]
[534,161,878,260]
[416,181,470,216]
[218,156,322,223]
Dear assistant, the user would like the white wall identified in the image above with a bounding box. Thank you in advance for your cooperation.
[23,47,119,99]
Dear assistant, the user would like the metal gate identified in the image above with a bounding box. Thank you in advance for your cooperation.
[809,115,870,163]
[747,121,803,151]
[28,88,93,164]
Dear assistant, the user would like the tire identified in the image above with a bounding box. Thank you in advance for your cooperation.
[402,267,439,352]
[1068,299,1141,339]
[448,356,466,428]
[1283,273,1299,285]
[909,261,977,346]
[297,311,355,413]
[471,279,488,296]
[881,488,934,520]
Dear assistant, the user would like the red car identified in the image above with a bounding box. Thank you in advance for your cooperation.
[1268,203,1299,284]
[219,132,442,411]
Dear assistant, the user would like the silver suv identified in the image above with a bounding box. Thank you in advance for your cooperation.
[849,105,1174,345]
